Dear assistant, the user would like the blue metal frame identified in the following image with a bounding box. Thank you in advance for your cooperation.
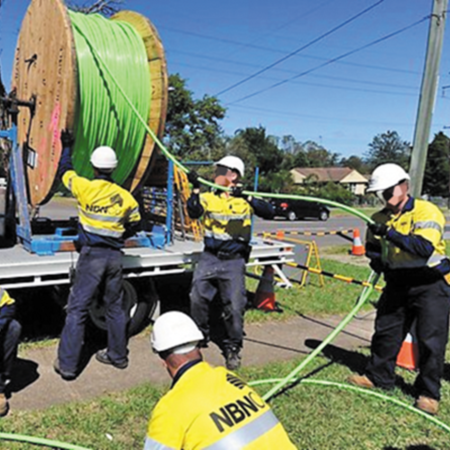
[0,125,168,255]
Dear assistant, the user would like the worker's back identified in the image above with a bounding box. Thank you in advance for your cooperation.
[146,361,296,449]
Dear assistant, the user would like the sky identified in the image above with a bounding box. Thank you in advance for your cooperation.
[1,0,450,159]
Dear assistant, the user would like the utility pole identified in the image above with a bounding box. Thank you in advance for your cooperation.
[409,0,448,197]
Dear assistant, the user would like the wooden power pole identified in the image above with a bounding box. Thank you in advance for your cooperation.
[409,0,448,197]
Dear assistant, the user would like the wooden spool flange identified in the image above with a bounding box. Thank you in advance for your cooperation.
[112,11,168,193]
[12,0,77,207]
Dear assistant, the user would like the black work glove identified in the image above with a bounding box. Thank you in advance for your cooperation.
[187,170,200,189]
[369,258,384,274]
[368,222,388,237]
[230,184,246,198]
[61,129,75,148]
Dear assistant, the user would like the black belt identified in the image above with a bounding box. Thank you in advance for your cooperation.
[206,250,243,260]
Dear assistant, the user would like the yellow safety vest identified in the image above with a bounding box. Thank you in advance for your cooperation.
[144,362,296,450]
[0,288,14,308]
[367,198,446,270]
[200,192,253,243]
[62,170,140,239]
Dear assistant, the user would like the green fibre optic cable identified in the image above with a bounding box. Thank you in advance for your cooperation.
[0,432,91,449]
[69,11,151,185]
[254,271,380,400]
[250,379,450,435]
[70,19,375,225]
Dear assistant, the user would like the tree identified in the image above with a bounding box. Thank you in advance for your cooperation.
[230,127,283,186]
[339,155,368,173]
[423,132,450,198]
[365,130,410,170]
[303,141,340,167]
[67,0,124,16]
[164,74,226,161]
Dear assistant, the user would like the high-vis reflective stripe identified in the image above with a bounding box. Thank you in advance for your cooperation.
[204,229,233,241]
[143,437,176,450]
[204,410,280,450]
[208,212,251,222]
[82,223,123,238]
[80,209,125,223]
[414,221,443,234]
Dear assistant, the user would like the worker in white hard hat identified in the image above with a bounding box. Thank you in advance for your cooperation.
[54,129,141,380]
[349,163,450,416]
[186,156,274,370]
[144,311,296,449]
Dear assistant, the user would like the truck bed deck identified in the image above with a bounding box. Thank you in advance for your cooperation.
[0,236,294,289]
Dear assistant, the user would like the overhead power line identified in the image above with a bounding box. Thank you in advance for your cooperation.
[168,49,419,90]
[214,0,385,97]
[173,60,417,97]
[229,15,430,105]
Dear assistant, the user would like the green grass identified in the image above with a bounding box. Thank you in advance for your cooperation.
[245,257,381,324]
[1,352,449,449]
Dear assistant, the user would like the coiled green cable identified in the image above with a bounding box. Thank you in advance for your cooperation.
[69,11,151,184]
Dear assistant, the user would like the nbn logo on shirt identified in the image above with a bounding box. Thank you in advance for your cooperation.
[86,204,110,214]
[210,392,266,432]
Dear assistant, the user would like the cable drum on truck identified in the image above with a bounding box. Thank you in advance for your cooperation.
[88,278,159,337]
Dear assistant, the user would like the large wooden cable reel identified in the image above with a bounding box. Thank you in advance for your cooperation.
[12,0,168,208]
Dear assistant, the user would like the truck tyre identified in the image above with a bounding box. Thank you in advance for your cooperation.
[89,279,158,337]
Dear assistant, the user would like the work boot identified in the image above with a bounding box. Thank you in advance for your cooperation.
[53,359,77,381]
[415,396,439,415]
[95,349,128,369]
[0,393,9,417]
[347,374,375,389]
[224,347,241,371]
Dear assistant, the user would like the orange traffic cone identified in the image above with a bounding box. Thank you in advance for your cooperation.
[396,331,419,371]
[276,230,285,240]
[253,266,282,312]
[351,228,365,256]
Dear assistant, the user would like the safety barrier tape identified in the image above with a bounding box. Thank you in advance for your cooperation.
[286,261,384,292]
[257,229,353,237]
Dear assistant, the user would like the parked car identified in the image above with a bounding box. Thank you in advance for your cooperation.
[270,198,330,221]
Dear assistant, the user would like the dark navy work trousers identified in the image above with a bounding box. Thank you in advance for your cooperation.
[0,320,21,393]
[190,251,247,352]
[58,246,128,373]
[366,278,450,400]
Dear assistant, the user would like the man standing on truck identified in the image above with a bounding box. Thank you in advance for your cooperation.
[0,287,21,416]
[348,163,450,416]
[186,156,274,370]
[54,129,141,380]
[144,311,297,449]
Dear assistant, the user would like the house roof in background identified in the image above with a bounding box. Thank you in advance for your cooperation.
[292,167,356,182]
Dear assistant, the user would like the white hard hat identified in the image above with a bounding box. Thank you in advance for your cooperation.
[366,163,410,193]
[215,156,245,177]
[90,146,118,171]
[151,311,204,354]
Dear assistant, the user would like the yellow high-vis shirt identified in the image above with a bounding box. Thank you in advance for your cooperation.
[199,192,253,243]
[62,170,140,239]
[367,198,446,270]
[144,361,296,450]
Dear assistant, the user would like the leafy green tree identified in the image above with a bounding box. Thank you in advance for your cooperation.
[339,155,368,173]
[423,132,450,197]
[164,74,226,160]
[229,126,283,185]
[303,141,340,167]
[365,130,410,170]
